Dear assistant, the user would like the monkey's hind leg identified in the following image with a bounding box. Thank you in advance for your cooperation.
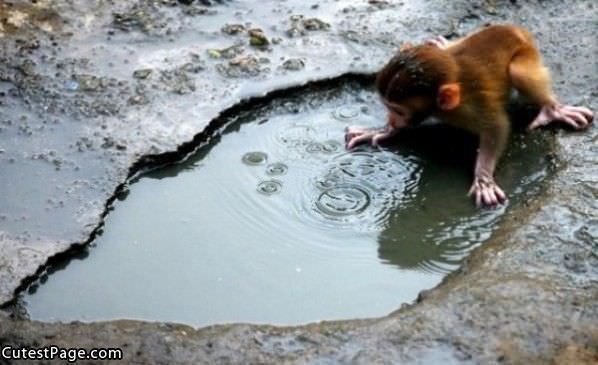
[509,47,593,130]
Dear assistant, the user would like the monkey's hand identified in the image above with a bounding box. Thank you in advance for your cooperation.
[425,35,450,49]
[528,104,594,130]
[468,174,506,207]
[345,125,399,149]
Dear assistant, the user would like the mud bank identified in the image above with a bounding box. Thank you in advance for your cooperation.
[1,0,597,364]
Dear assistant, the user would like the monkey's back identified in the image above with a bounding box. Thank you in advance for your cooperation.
[451,25,532,91]
[445,25,534,130]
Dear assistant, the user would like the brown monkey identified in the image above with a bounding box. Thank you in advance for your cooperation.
[345,25,593,206]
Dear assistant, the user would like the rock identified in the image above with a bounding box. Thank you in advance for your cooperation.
[221,23,246,35]
[208,49,222,58]
[286,26,304,38]
[133,69,153,79]
[282,58,305,71]
[208,44,244,59]
[248,28,269,47]
[217,55,264,77]
[74,74,102,92]
[302,18,330,31]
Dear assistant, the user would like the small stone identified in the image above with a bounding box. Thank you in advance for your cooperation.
[286,27,304,37]
[75,74,102,92]
[65,80,79,91]
[181,62,204,73]
[218,44,245,58]
[133,69,152,79]
[302,18,330,31]
[221,23,245,35]
[218,55,262,77]
[19,60,36,76]
[208,49,222,58]
[485,5,498,14]
[368,0,390,6]
[282,58,305,71]
[248,28,269,47]
[128,94,148,105]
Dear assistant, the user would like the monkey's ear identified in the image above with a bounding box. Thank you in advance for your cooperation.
[437,83,461,110]
[399,42,414,52]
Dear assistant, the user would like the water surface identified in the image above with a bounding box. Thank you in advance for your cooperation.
[24,82,552,326]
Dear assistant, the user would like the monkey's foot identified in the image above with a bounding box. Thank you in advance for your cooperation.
[425,35,449,49]
[345,125,399,149]
[528,104,594,130]
[468,175,506,207]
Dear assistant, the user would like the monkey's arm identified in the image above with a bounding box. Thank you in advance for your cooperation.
[345,125,400,149]
[468,119,509,206]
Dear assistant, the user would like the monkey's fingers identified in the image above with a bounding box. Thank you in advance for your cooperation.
[345,129,366,143]
[548,111,587,130]
[345,131,362,142]
[346,133,375,150]
[468,182,485,207]
[345,126,372,144]
[480,186,505,206]
[371,133,386,147]
[425,36,449,49]
[559,105,594,129]
[371,130,398,147]
[345,125,370,135]
[561,114,587,129]
[529,104,594,130]
[468,180,506,207]
[565,105,594,121]
[489,184,507,205]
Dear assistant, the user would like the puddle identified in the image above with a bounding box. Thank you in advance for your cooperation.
[23,82,552,326]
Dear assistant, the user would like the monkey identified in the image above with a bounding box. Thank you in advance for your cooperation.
[345,25,593,206]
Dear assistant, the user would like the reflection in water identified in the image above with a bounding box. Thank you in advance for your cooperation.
[24,82,552,326]
[377,124,549,273]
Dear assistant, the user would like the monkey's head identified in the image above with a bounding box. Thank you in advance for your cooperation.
[376,44,461,128]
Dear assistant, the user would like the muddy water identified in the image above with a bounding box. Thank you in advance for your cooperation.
[24,83,552,326]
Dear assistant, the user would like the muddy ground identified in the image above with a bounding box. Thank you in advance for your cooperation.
[0,0,596,364]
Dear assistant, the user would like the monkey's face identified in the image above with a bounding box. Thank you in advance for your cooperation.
[381,95,433,128]
[376,45,458,127]
[382,100,411,128]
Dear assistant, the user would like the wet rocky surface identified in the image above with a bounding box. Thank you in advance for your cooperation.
[0,0,597,364]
